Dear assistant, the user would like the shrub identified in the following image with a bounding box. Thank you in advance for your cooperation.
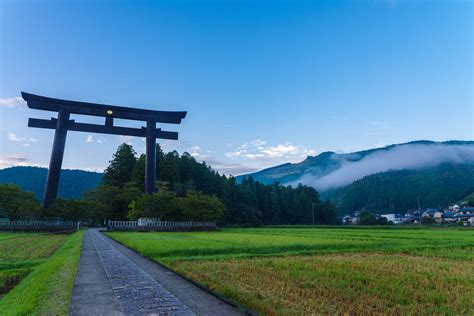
[127,190,181,220]
[359,211,377,225]
[127,190,225,222]
[179,191,225,222]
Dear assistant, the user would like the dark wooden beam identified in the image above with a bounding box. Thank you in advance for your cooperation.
[28,118,179,140]
[22,92,187,124]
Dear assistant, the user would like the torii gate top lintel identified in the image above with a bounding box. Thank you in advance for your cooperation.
[23,91,187,208]
[22,91,187,123]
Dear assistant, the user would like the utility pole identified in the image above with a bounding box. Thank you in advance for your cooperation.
[312,202,315,226]
[417,196,421,229]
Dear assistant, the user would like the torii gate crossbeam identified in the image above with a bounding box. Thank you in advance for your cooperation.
[22,92,187,208]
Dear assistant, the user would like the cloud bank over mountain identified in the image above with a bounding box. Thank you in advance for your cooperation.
[294,143,474,191]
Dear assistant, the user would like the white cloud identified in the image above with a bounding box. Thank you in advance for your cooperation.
[225,140,317,163]
[7,133,21,141]
[84,167,105,173]
[119,135,134,145]
[86,134,105,144]
[241,153,265,159]
[203,158,260,176]
[225,149,247,158]
[189,145,202,157]
[0,154,29,168]
[7,133,37,145]
[261,144,299,158]
[249,139,267,146]
[0,96,24,108]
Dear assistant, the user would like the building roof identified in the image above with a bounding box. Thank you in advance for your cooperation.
[442,212,457,218]
[454,213,474,218]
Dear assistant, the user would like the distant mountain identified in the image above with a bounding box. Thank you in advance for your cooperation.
[322,163,474,214]
[237,140,474,191]
[0,166,102,200]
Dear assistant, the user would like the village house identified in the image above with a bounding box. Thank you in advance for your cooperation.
[341,205,474,226]
[381,214,403,225]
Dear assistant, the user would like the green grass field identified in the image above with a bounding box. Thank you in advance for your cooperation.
[0,233,69,297]
[107,227,474,315]
[0,231,83,315]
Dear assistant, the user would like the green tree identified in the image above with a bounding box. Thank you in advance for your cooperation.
[155,144,165,180]
[179,191,225,222]
[131,154,146,190]
[0,184,42,220]
[359,211,377,225]
[85,182,141,220]
[47,198,105,222]
[315,199,337,224]
[102,143,137,187]
[463,192,474,207]
[376,216,389,225]
[161,151,180,183]
[422,216,435,225]
[127,190,180,220]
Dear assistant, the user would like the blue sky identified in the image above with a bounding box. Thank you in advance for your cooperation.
[0,0,472,175]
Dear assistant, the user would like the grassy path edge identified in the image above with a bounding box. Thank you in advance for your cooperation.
[0,231,84,316]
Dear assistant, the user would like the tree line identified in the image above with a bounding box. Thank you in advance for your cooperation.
[327,163,474,214]
[0,143,337,226]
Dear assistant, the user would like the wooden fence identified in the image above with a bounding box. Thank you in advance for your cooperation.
[107,220,217,232]
[0,220,79,232]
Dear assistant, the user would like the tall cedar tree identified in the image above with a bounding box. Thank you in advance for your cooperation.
[131,154,146,189]
[102,143,137,187]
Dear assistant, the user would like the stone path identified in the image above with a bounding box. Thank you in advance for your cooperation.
[70,229,242,316]
[69,229,122,315]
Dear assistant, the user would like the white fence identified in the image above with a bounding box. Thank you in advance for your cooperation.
[107,220,217,231]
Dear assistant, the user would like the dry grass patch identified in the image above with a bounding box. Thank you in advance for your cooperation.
[172,253,474,315]
[0,234,69,261]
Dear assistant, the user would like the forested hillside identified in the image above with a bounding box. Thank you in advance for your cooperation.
[237,140,474,189]
[3,143,471,223]
[0,144,336,225]
[324,163,474,214]
[0,166,102,199]
[92,144,336,225]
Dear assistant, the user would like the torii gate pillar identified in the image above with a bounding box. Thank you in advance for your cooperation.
[43,109,70,208]
[145,120,157,194]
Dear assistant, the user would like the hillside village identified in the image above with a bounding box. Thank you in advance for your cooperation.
[342,203,474,226]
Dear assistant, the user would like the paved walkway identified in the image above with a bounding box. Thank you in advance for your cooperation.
[70,229,242,316]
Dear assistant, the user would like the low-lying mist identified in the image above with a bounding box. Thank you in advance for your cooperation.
[293,143,474,191]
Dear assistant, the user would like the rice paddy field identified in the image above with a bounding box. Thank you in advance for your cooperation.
[0,233,68,297]
[0,231,83,315]
[107,227,474,315]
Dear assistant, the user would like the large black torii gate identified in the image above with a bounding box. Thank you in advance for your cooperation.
[22,92,187,208]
